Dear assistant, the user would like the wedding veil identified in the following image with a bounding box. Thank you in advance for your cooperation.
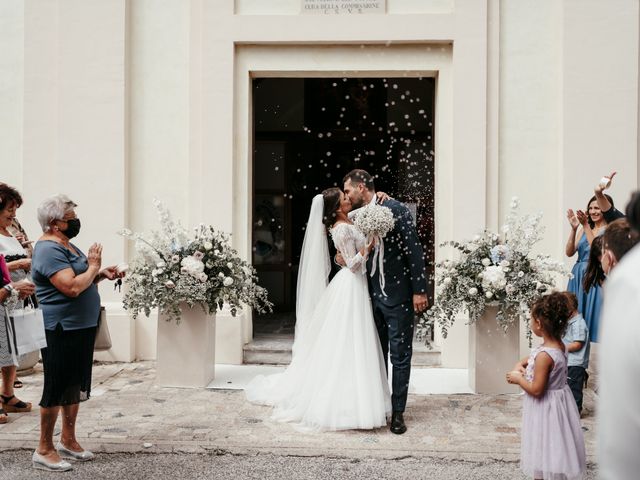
[295,194,331,347]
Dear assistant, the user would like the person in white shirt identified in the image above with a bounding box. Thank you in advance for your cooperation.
[598,192,640,480]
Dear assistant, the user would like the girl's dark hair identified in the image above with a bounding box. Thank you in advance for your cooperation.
[583,235,606,292]
[321,187,342,230]
[0,183,23,212]
[626,190,640,233]
[531,292,572,341]
[586,194,614,228]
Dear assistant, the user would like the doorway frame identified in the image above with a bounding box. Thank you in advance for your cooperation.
[234,44,461,350]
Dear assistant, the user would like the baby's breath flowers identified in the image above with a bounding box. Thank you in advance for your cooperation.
[416,198,570,344]
[118,200,272,323]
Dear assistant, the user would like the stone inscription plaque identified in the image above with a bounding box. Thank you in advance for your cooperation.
[301,0,386,15]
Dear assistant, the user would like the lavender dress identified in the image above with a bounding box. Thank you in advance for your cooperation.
[521,346,586,480]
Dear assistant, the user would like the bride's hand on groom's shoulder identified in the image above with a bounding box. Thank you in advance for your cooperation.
[376,191,392,204]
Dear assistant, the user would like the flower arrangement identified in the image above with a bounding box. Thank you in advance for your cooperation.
[353,203,396,239]
[119,200,272,323]
[416,197,570,342]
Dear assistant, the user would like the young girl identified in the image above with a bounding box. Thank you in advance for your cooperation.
[507,292,586,480]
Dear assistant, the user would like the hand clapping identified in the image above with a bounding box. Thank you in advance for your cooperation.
[575,210,589,226]
[87,243,103,270]
[566,209,579,229]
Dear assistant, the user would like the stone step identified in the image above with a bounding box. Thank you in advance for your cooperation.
[243,335,441,367]
[243,335,293,365]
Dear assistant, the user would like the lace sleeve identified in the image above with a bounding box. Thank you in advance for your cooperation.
[331,224,366,274]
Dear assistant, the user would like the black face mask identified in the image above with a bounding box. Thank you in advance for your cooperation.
[62,218,81,239]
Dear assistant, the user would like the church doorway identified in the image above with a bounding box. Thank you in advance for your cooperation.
[251,77,435,340]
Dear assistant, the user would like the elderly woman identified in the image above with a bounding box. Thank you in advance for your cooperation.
[0,183,35,419]
[31,195,121,472]
[0,255,35,424]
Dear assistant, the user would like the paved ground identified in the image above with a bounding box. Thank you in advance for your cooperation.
[0,451,598,480]
[0,362,598,478]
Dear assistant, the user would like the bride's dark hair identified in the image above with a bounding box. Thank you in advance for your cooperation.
[321,187,342,230]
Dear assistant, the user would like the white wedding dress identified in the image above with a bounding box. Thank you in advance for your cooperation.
[246,196,391,431]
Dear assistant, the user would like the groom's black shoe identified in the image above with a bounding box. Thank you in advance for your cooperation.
[390,411,407,435]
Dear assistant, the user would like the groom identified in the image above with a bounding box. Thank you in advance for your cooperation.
[341,169,429,434]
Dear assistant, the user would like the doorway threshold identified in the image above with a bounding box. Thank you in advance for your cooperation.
[243,333,441,367]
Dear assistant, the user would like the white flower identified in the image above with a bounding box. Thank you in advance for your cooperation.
[164,280,175,289]
[198,272,208,282]
[482,266,507,289]
[181,256,205,276]
[218,272,225,278]
[193,251,204,260]
[505,284,515,294]
[226,262,233,269]
[485,291,494,299]
[443,277,452,285]
[156,261,166,268]
[500,260,510,267]
[214,249,220,256]
[171,255,180,264]
[223,277,234,287]
[518,271,524,278]
[203,241,213,250]
[481,258,491,266]
[468,287,478,296]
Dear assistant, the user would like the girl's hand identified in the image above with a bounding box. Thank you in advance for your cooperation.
[506,370,523,385]
[566,209,579,230]
[576,210,589,226]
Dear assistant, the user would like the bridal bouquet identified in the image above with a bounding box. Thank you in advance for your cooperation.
[353,203,396,296]
[416,197,570,342]
[353,203,395,240]
[118,200,272,323]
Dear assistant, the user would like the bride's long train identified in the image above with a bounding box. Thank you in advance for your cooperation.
[245,267,391,432]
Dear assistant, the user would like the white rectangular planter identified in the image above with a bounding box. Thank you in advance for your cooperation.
[469,305,520,394]
[156,304,216,388]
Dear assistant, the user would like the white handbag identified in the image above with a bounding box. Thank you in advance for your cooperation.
[94,306,112,351]
[11,301,47,355]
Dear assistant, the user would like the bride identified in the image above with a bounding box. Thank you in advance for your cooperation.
[245,187,391,431]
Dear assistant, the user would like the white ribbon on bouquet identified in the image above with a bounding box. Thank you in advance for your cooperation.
[369,234,388,297]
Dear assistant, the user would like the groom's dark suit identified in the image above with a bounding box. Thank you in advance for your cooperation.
[367,198,427,413]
